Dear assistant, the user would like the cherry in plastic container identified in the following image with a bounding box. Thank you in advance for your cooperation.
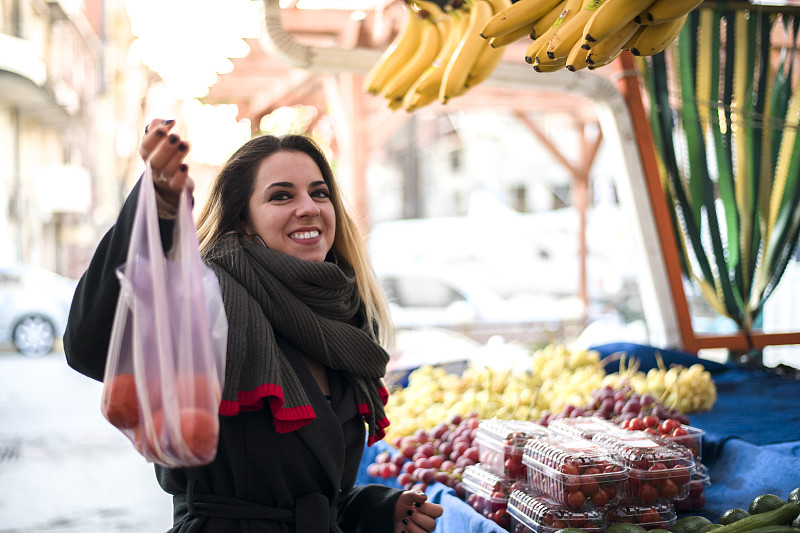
[522,434,628,508]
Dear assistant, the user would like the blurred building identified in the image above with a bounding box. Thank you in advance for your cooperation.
[0,0,147,278]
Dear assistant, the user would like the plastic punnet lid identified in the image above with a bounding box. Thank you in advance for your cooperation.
[461,463,510,501]
[476,418,552,451]
[548,416,620,440]
[591,429,694,471]
[508,490,606,532]
[522,433,626,476]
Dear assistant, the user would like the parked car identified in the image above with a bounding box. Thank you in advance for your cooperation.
[0,263,78,356]
[376,262,587,336]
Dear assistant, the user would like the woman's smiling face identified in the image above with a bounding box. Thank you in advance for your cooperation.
[246,150,336,262]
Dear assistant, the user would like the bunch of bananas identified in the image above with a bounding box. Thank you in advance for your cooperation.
[479,0,703,73]
[362,0,512,112]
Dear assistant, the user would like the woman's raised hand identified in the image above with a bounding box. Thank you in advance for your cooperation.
[139,118,194,211]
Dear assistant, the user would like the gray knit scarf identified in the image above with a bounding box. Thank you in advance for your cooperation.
[205,234,390,444]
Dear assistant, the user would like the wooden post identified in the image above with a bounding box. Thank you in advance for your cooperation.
[612,51,800,353]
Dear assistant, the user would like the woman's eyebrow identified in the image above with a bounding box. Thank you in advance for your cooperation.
[266,181,294,190]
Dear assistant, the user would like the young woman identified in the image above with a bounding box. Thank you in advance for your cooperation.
[65,118,443,532]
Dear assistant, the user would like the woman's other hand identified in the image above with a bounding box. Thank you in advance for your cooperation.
[140,118,194,214]
[394,490,443,533]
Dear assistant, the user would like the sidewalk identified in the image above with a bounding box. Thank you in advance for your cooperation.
[0,349,172,532]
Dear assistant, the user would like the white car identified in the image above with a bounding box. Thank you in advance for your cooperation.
[0,263,78,356]
[377,263,586,332]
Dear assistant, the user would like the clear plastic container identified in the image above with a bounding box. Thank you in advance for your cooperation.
[548,416,620,440]
[507,489,606,533]
[661,424,705,464]
[674,465,711,512]
[606,501,677,530]
[476,418,552,481]
[522,434,627,508]
[592,430,694,504]
[462,463,513,530]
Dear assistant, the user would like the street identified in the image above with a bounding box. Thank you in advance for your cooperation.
[0,346,173,532]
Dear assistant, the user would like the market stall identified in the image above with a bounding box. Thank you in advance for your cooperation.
[357,345,800,531]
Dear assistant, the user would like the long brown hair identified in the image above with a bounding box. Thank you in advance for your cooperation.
[196,134,393,348]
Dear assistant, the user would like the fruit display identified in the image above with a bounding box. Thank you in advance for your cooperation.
[479,0,703,73]
[384,343,718,445]
[592,430,694,504]
[475,418,553,480]
[508,489,607,533]
[462,463,516,528]
[365,411,799,533]
[521,435,627,508]
[363,0,512,112]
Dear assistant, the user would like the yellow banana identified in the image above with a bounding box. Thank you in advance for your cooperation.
[629,13,687,56]
[525,24,558,64]
[531,0,568,39]
[565,38,591,71]
[586,19,640,65]
[482,0,513,13]
[634,0,703,24]
[534,53,568,72]
[489,22,534,47]
[413,5,470,96]
[622,24,646,49]
[583,0,657,44]
[381,13,443,101]
[363,3,425,95]
[464,0,511,85]
[546,0,606,60]
[387,97,404,111]
[587,47,623,69]
[528,36,553,65]
[440,0,495,103]
[524,0,580,63]
[480,0,564,40]
[402,90,438,112]
[464,38,505,87]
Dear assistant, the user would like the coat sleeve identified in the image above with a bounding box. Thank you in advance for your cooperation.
[336,483,403,533]
[64,177,175,382]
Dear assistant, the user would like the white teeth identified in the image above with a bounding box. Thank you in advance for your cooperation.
[291,230,319,240]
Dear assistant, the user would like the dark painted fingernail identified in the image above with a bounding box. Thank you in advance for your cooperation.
[406,509,413,516]
[168,134,178,144]
[402,518,409,525]
[145,125,149,134]
[156,129,165,137]
[180,163,188,172]
[163,119,175,125]
[178,142,188,151]
[415,502,421,507]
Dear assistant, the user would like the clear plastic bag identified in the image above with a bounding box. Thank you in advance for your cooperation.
[101,163,228,467]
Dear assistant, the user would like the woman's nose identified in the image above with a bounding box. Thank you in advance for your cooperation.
[296,194,320,217]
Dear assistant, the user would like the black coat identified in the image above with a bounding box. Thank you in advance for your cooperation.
[64,179,402,532]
